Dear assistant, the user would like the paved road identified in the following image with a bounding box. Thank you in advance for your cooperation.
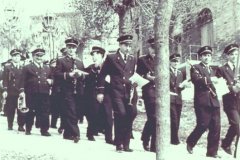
[0,115,155,160]
[0,115,238,160]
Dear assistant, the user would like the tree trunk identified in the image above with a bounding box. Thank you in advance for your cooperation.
[118,6,133,35]
[154,0,174,160]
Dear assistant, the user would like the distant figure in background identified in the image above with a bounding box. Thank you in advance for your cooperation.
[136,38,156,152]
[2,49,26,131]
[186,46,221,158]
[169,53,188,145]
[216,44,240,155]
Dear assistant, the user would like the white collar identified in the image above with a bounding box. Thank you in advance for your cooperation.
[227,61,234,70]
[119,50,127,61]
[34,61,42,68]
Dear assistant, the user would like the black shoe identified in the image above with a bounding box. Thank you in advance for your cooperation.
[63,136,74,140]
[41,132,51,136]
[206,154,221,158]
[116,145,123,152]
[221,145,232,155]
[25,131,31,135]
[124,148,133,152]
[18,126,25,132]
[150,148,156,152]
[106,139,114,145]
[73,136,80,143]
[51,126,57,129]
[143,142,150,151]
[8,127,13,130]
[88,136,95,141]
[58,128,63,134]
[171,140,180,145]
[187,143,193,154]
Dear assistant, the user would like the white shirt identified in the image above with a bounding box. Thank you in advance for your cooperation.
[119,50,127,62]
[227,61,235,71]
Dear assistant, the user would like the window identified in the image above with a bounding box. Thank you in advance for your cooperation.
[197,8,213,46]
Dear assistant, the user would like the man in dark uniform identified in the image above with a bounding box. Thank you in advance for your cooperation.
[97,35,138,152]
[54,38,86,143]
[169,53,188,145]
[136,38,156,152]
[2,49,25,131]
[216,44,240,155]
[84,46,113,143]
[21,48,53,136]
[186,46,221,158]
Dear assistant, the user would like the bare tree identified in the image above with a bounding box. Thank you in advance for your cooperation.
[154,0,174,160]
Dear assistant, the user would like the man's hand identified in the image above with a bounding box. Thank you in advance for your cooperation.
[69,71,76,78]
[132,82,138,88]
[96,94,104,103]
[2,91,7,98]
[47,79,53,85]
[146,72,155,81]
[232,83,240,93]
[179,79,190,88]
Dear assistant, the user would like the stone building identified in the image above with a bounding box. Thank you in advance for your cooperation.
[171,0,240,65]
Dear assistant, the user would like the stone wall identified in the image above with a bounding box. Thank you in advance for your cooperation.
[171,0,240,65]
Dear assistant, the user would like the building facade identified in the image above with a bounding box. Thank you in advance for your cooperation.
[171,0,240,65]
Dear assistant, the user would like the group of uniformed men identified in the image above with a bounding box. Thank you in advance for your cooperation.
[1,33,240,157]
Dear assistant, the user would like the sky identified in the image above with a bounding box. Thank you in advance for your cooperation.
[1,0,73,16]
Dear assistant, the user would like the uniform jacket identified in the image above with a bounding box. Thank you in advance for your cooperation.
[170,68,184,105]
[54,56,85,95]
[2,62,23,96]
[21,62,52,94]
[191,62,220,108]
[136,54,155,101]
[97,49,136,99]
[216,63,240,111]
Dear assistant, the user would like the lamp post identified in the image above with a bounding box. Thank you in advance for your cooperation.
[42,13,57,60]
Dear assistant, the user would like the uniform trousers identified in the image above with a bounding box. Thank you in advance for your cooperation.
[113,97,137,148]
[186,106,220,155]
[62,92,80,139]
[141,100,156,150]
[5,95,25,128]
[25,93,50,133]
[170,103,182,144]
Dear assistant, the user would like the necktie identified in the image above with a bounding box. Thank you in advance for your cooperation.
[207,66,210,74]
[233,64,235,72]
[124,54,127,61]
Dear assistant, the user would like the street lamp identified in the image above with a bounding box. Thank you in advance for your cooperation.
[42,13,57,60]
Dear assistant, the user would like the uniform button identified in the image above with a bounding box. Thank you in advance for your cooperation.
[130,71,132,73]
[38,81,41,84]
[153,85,155,88]
[95,81,97,83]
[38,76,40,78]
[13,79,15,81]
[123,84,125,87]
[123,77,125,79]
[13,84,15,86]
